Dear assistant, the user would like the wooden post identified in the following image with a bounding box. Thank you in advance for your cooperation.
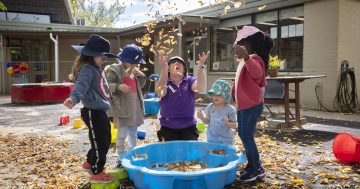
[284,82,290,127]
[295,81,300,126]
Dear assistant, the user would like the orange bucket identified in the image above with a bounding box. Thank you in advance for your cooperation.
[332,132,360,164]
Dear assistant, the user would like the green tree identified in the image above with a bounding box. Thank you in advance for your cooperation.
[0,1,7,11]
[68,0,126,27]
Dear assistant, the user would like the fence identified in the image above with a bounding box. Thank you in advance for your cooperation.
[0,60,154,95]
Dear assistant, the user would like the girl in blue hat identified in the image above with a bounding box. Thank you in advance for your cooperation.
[104,44,147,163]
[197,79,237,145]
[64,34,117,183]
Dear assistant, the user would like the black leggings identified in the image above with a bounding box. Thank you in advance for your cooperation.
[81,108,111,174]
[157,125,199,141]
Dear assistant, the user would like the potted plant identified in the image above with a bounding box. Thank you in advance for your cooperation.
[268,55,285,77]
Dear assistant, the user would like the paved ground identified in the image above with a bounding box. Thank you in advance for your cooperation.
[0,95,359,189]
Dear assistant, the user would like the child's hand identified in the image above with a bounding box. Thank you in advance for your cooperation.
[118,84,131,93]
[223,116,229,124]
[197,51,210,67]
[63,98,74,109]
[197,110,205,120]
[233,45,249,60]
[132,67,144,77]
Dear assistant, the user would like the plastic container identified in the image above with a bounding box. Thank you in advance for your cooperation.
[144,92,157,99]
[137,130,146,140]
[120,141,246,189]
[73,119,83,129]
[333,132,360,164]
[110,122,117,144]
[144,98,160,114]
[197,122,206,132]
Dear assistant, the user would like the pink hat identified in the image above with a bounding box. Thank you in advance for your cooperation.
[233,26,261,46]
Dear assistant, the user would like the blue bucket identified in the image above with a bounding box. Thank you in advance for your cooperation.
[137,130,146,140]
[144,98,160,114]
[144,92,157,99]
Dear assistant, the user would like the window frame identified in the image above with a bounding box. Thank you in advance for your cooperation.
[210,5,304,73]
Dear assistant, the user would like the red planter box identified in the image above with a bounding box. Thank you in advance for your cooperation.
[11,82,74,104]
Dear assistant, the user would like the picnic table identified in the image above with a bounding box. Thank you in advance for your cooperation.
[219,75,326,127]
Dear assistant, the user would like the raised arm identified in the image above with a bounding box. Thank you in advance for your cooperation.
[233,45,263,79]
[155,54,169,98]
[192,51,210,93]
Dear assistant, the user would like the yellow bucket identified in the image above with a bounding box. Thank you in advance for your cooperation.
[197,122,206,132]
[73,119,83,129]
[110,122,117,144]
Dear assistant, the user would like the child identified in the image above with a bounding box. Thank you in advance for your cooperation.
[232,26,273,182]
[63,34,117,183]
[197,79,237,145]
[105,44,147,159]
[156,51,209,141]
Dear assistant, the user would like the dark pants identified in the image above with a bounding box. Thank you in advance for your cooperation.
[237,103,263,172]
[157,125,199,141]
[81,108,111,174]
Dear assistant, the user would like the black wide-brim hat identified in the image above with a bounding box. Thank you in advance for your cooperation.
[71,34,117,58]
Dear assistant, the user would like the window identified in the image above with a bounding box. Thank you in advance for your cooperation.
[211,6,304,72]
[5,12,50,23]
[211,16,251,72]
[0,12,5,21]
[279,6,304,71]
[254,11,278,56]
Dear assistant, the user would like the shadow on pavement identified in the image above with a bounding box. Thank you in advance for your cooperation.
[257,129,338,146]
[304,115,360,129]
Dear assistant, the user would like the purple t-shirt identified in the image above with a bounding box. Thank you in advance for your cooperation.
[159,76,197,129]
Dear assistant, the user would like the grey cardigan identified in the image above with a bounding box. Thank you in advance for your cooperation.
[105,62,146,118]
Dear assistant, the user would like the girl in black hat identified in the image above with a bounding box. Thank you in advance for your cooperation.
[64,34,117,183]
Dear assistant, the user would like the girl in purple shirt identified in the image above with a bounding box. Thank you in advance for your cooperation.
[156,52,209,141]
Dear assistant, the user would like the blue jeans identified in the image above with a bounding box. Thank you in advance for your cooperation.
[237,103,263,171]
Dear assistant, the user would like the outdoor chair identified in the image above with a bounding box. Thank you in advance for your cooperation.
[264,80,295,118]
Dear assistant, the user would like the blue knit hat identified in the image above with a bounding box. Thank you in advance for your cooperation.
[117,44,146,64]
[207,80,232,102]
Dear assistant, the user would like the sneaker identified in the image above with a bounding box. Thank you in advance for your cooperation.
[240,167,266,182]
[90,172,115,183]
[239,166,250,175]
[115,161,123,168]
[82,161,91,172]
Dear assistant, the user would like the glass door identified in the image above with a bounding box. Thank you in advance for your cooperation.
[30,44,49,83]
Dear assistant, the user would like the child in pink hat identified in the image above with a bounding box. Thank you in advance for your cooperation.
[232,26,273,182]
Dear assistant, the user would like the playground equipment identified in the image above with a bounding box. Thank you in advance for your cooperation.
[120,141,246,189]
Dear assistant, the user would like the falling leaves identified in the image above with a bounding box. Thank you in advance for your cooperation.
[258,4,267,11]
[233,2,242,8]
[136,33,152,47]
[149,58,155,65]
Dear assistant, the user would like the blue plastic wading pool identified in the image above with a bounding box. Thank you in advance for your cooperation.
[120,141,247,189]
